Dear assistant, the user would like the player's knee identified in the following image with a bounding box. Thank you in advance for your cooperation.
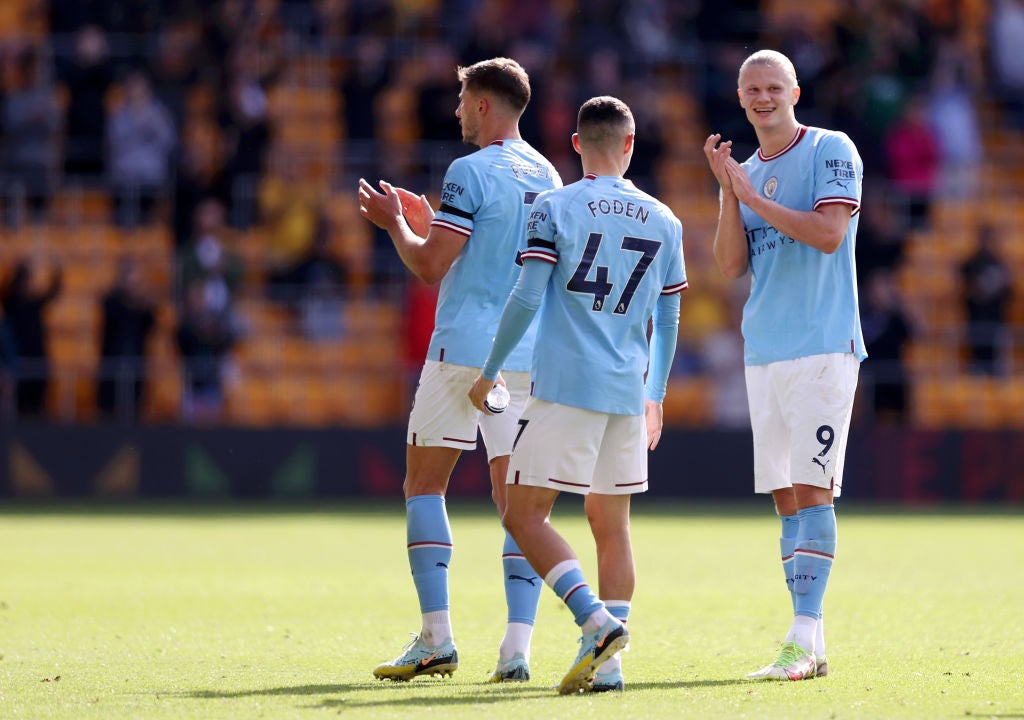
[402,476,447,499]
[501,509,525,542]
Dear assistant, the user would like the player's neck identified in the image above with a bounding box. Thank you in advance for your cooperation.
[478,122,521,147]
[755,121,801,157]
[581,153,625,178]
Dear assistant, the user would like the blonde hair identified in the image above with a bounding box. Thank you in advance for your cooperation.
[738,49,798,87]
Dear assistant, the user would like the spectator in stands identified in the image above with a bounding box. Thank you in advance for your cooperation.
[960,224,1013,376]
[883,94,940,230]
[1,44,62,226]
[927,39,983,200]
[258,154,321,283]
[199,0,248,86]
[620,79,664,195]
[860,268,913,425]
[415,43,460,143]
[0,259,63,420]
[339,35,391,176]
[990,0,1024,129]
[267,214,349,340]
[172,122,229,251]
[699,281,751,428]
[856,194,908,283]
[292,226,348,341]
[106,69,177,228]
[97,257,156,422]
[400,276,438,405]
[177,197,244,303]
[176,276,239,424]
[148,19,203,135]
[58,25,113,180]
[217,55,271,229]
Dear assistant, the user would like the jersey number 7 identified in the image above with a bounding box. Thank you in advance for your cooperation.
[567,233,661,314]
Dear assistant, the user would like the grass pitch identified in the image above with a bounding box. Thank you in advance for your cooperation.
[0,500,1021,719]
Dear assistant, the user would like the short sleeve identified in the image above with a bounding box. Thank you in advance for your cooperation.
[431,157,485,237]
[520,191,559,264]
[662,215,688,295]
[813,131,862,215]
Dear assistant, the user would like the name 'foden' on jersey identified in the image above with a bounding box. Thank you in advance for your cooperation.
[585,197,650,225]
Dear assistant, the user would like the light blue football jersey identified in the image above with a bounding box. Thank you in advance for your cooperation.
[428,139,561,370]
[738,125,867,365]
[522,174,687,414]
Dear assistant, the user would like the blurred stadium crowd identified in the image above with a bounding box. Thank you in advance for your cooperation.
[0,0,1021,430]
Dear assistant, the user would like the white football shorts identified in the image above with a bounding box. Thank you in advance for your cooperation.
[506,398,648,496]
[745,352,860,497]
[407,360,531,460]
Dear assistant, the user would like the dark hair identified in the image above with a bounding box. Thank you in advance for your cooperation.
[456,57,531,113]
[576,96,634,147]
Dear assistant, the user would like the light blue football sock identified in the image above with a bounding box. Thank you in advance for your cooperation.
[793,504,837,621]
[406,494,452,613]
[502,529,541,626]
[780,514,800,614]
[545,560,604,627]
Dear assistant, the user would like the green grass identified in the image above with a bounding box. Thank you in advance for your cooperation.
[1,501,1021,719]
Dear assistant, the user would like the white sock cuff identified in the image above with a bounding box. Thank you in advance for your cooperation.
[792,614,817,652]
[544,559,581,588]
[603,600,631,611]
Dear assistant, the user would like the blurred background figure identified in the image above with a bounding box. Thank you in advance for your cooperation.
[1,43,62,227]
[97,257,156,422]
[0,258,63,421]
[106,69,176,228]
[860,268,914,425]
[171,121,229,251]
[400,276,438,406]
[176,276,239,425]
[989,0,1024,130]
[57,25,113,182]
[960,224,1012,376]
[855,195,908,282]
[268,218,349,340]
[926,39,983,201]
[884,94,940,230]
[699,282,751,429]
[217,53,271,230]
[258,153,322,289]
[176,197,244,304]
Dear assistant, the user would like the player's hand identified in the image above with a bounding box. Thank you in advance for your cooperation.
[357,178,404,231]
[703,133,734,192]
[644,399,663,450]
[394,186,434,237]
[468,373,503,414]
[724,160,757,205]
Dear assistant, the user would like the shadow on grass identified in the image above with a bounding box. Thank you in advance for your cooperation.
[179,677,747,710]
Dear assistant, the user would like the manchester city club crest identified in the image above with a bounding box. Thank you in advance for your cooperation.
[763,176,778,198]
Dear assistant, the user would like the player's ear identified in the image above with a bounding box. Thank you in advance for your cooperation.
[623,132,634,156]
[571,132,582,156]
[792,85,801,106]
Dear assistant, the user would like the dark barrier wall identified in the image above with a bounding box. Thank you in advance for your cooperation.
[1,427,1022,503]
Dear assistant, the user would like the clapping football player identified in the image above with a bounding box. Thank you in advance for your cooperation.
[359,57,561,683]
[703,49,865,680]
